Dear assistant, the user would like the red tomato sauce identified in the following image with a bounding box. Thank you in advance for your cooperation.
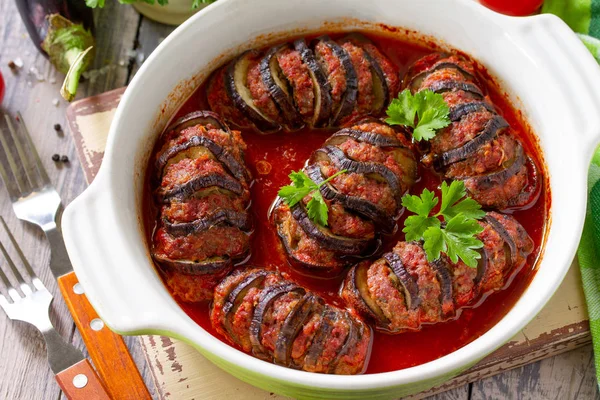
[143,32,549,374]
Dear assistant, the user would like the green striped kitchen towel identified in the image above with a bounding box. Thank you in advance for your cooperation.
[543,0,600,388]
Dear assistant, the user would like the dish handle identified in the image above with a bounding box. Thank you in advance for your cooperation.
[512,14,600,161]
[62,176,185,336]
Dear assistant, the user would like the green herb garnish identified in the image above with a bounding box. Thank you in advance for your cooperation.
[278,169,347,227]
[402,180,485,267]
[385,89,451,141]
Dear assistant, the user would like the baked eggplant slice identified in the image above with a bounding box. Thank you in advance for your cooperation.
[152,253,232,276]
[312,36,358,126]
[273,203,347,273]
[260,45,304,130]
[222,270,270,345]
[249,283,304,359]
[162,209,251,236]
[290,203,370,256]
[449,101,496,122]
[342,261,390,326]
[463,142,525,191]
[343,33,399,110]
[427,80,483,98]
[435,115,509,170]
[329,128,403,148]
[315,145,403,205]
[484,214,518,269]
[473,248,489,285]
[383,252,421,310]
[166,110,230,134]
[407,61,475,93]
[156,171,245,203]
[430,257,455,319]
[274,293,317,366]
[303,308,337,370]
[328,313,358,374]
[207,67,253,129]
[294,39,333,127]
[338,39,375,116]
[155,134,248,182]
[225,50,281,133]
[306,164,395,232]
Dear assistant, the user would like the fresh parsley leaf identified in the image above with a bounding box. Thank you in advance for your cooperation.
[402,188,438,216]
[422,225,445,262]
[278,169,347,226]
[307,191,328,226]
[437,180,485,220]
[401,189,440,241]
[441,213,484,267]
[288,170,316,189]
[422,214,484,268]
[278,185,313,207]
[385,90,417,127]
[403,215,441,242]
[278,171,317,207]
[385,89,451,142]
[401,180,485,267]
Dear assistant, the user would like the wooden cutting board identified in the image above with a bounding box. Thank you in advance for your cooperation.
[66,87,591,400]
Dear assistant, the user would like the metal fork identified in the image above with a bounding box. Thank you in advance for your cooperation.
[0,113,69,276]
[0,113,152,399]
[0,217,110,399]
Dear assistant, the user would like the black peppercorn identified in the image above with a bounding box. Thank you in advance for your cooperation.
[52,154,60,162]
[53,123,61,132]
[60,155,69,163]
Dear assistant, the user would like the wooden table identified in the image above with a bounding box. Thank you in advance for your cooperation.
[0,2,598,399]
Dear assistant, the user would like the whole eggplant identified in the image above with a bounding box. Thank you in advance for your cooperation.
[15,0,96,101]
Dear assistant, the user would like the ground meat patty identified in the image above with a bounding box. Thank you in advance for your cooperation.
[341,211,533,333]
[207,67,252,129]
[406,53,540,209]
[151,112,252,302]
[211,269,372,374]
[276,46,315,121]
[162,268,226,303]
[339,41,374,118]
[247,57,285,125]
[273,121,417,276]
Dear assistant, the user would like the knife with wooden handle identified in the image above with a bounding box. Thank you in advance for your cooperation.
[46,223,152,400]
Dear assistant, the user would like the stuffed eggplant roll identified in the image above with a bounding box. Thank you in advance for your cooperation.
[207,32,399,133]
[405,53,539,209]
[272,121,417,275]
[211,268,372,374]
[152,111,253,302]
[341,211,533,333]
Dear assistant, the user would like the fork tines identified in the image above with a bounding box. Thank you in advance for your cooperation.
[0,216,44,304]
[0,113,51,201]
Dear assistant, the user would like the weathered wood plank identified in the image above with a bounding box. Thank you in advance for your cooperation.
[128,18,176,81]
[424,385,470,400]
[471,344,599,400]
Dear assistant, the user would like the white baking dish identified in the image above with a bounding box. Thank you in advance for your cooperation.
[62,0,600,398]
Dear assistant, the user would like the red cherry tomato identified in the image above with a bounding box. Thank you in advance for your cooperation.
[0,71,4,105]
[479,0,544,16]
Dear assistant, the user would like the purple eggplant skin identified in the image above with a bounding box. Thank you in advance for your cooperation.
[383,252,421,310]
[15,0,94,55]
[435,115,509,170]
